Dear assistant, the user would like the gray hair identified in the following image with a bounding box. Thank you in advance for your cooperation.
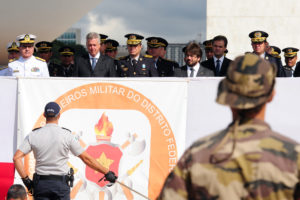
[86,32,100,42]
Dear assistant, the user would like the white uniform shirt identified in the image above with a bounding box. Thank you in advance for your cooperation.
[8,56,49,77]
[18,123,84,175]
[0,66,13,76]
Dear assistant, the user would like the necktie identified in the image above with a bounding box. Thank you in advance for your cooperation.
[190,68,195,77]
[91,57,96,70]
[216,59,220,76]
[132,59,137,67]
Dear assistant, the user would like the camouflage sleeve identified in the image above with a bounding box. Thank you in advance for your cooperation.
[294,148,300,199]
[157,155,190,200]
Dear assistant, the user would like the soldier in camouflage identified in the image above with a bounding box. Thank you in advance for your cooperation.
[158,53,300,200]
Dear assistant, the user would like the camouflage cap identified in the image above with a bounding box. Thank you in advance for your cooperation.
[216,54,276,109]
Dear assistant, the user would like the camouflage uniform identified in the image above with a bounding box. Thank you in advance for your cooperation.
[158,54,300,200]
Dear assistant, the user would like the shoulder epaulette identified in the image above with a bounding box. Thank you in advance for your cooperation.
[62,127,72,132]
[118,56,127,60]
[35,56,46,62]
[0,66,8,70]
[32,127,42,131]
[8,58,16,63]
[144,54,153,58]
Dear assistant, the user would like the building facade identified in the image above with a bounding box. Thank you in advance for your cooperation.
[56,28,81,45]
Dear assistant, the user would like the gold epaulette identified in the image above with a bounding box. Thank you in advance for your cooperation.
[35,56,46,62]
[144,54,153,58]
[118,56,127,60]
[0,66,8,70]
[8,58,16,63]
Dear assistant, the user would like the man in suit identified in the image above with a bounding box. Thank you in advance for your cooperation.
[117,33,158,77]
[281,47,299,77]
[201,35,232,76]
[175,42,214,77]
[146,36,179,77]
[73,32,116,77]
[248,30,282,77]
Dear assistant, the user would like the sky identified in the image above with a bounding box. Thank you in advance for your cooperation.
[72,0,206,45]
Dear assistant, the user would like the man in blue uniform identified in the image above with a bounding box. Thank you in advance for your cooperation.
[117,33,158,77]
[248,30,283,76]
[281,47,299,77]
[146,36,179,77]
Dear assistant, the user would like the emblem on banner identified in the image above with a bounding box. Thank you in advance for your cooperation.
[29,82,178,200]
[85,114,123,187]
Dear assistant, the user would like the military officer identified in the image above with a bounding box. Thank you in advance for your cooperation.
[35,41,61,77]
[57,46,75,77]
[146,37,179,77]
[99,34,108,54]
[249,30,282,76]
[281,47,299,77]
[269,46,281,59]
[203,39,214,60]
[105,39,119,59]
[7,41,20,60]
[117,33,158,77]
[8,34,49,77]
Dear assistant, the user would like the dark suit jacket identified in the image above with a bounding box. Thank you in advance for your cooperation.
[294,62,300,77]
[281,66,293,77]
[174,64,214,77]
[156,57,179,77]
[73,53,116,77]
[201,57,232,76]
[265,53,282,77]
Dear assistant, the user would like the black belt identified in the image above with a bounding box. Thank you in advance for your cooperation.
[37,174,67,181]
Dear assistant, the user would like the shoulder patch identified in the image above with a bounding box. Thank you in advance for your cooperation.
[144,54,153,58]
[35,56,46,62]
[32,127,42,131]
[0,66,8,70]
[8,58,16,63]
[62,127,72,132]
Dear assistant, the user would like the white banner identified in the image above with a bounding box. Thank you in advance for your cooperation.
[17,77,188,200]
[0,77,17,162]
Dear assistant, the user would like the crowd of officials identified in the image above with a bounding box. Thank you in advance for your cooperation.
[1,30,300,78]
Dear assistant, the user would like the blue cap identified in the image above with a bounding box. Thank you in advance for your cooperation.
[44,102,61,117]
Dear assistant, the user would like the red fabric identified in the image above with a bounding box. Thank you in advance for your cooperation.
[0,163,15,199]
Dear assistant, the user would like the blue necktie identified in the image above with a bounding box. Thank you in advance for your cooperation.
[91,57,96,70]
[216,59,220,76]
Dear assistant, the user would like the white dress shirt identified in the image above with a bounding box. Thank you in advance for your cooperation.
[188,62,200,77]
[213,55,224,68]
[89,52,100,66]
